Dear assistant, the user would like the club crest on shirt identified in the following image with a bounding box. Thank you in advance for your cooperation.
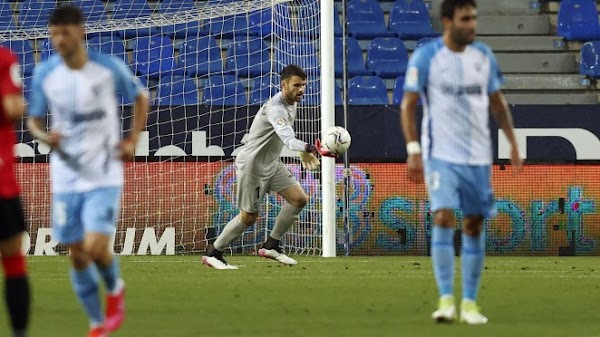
[406,67,418,87]
[275,117,286,128]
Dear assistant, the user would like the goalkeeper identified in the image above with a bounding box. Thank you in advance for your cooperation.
[202,65,333,269]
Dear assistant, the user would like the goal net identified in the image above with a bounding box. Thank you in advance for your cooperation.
[10,0,328,256]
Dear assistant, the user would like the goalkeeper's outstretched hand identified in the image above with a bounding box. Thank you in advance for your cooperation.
[299,151,320,171]
[314,139,337,158]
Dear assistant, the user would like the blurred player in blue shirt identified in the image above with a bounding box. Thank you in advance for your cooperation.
[401,0,522,325]
[27,5,148,337]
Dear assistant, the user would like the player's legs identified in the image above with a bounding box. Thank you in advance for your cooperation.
[0,197,30,337]
[257,163,304,266]
[53,192,105,332]
[203,170,263,269]
[424,159,460,322]
[80,187,125,332]
[457,165,494,325]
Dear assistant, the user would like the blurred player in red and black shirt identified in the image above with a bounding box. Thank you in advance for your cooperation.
[0,45,30,337]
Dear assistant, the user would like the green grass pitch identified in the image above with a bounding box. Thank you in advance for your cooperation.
[9,256,600,337]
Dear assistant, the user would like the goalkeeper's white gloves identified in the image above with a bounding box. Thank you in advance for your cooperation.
[298,151,320,171]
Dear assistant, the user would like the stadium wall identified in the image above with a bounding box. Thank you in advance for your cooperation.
[16,105,600,256]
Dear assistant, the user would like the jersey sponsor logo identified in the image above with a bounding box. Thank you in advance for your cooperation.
[405,67,418,88]
[441,85,483,96]
[9,63,22,87]
[72,109,106,123]
[275,117,286,129]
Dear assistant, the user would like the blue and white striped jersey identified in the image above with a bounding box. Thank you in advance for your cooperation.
[404,38,504,165]
[29,50,145,193]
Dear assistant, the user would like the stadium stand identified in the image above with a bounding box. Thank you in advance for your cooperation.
[1,0,599,105]
[366,37,409,78]
[202,75,247,105]
[348,76,389,105]
[388,0,437,39]
[156,75,200,105]
[347,0,395,39]
[557,0,600,41]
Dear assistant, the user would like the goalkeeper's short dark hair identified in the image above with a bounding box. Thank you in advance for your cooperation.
[441,0,477,19]
[280,65,307,81]
[50,4,84,26]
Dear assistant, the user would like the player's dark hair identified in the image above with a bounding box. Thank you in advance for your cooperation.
[49,5,84,26]
[441,0,477,19]
[280,65,307,81]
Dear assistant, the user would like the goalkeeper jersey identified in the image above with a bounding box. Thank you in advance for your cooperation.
[403,38,505,165]
[29,50,145,193]
[236,92,308,177]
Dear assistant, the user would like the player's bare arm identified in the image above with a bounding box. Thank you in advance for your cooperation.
[489,91,523,173]
[401,91,423,182]
[26,117,62,149]
[2,94,24,123]
[119,91,149,162]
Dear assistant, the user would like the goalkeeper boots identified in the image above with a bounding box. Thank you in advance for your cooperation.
[460,299,488,325]
[202,245,238,270]
[257,239,297,266]
[431,295,457,323]
[106,278,126,332]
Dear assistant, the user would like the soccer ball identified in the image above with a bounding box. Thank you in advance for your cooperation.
[321,126,351,155]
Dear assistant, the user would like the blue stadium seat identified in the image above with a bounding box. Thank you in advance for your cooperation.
[87,36,127,61]
[367,37,408,78]
[204,15,248,38]
[0,40,35,76]
[157,0,196,13]
[297,3,343,37]
[202,75,247,105]
[580,40,600,78]
[557,0,600,40]
[248,4,292,38]
[415,36,437,49]
[156,76,199,105]
[0,2,17,30]
[249,74,280,105]
[40,38,54,62]
[23,77,32,102]
[347,0,395,39]
[275,38,318,73]
[225,38,270,78]
[335,37,372,78]
[156,0,204,38]
[72,0,107,23]
[348,76,389,105]
[112,0,158,38]
[177,36,223,77]
[388,0,437,39]
[19,0,56,28]
[133,36,176,78]
[392,76,405,105]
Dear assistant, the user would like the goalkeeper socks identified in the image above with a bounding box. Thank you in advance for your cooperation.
[97,255,120,293]
[431,226,455,297]
[214,215,246,251]
[461,232,485,301]
[70,265,104,326]
[2,255,29,337]
[270,204,303,240]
